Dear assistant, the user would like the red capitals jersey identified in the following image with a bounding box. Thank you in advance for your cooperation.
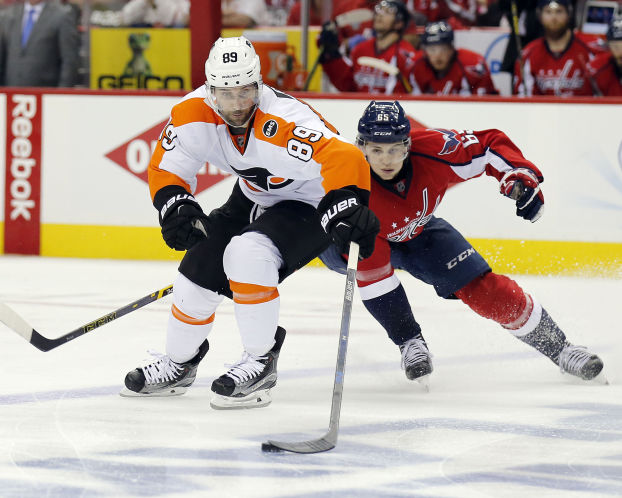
[413,0,477,28]
[587,52,622,96]
[322,38,417,93]
[357,128,542,288]
[408,48,498,95]
[514,33,606,96]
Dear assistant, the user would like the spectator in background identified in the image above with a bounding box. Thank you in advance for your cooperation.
[120,0,189,27]
[222,0,268,28]
[587,17,622,96]
[265,0,296,26]
[412,0,479,28]
[408,21,498,94]
[514,0,606,96]
[498,0,542,75]
[0,0,80,87]
[287,0,324,25]
[319,0,417,93]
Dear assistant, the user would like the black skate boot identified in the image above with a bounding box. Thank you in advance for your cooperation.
[210,327,286,409]
[400,338,433,388]
[120,339,209,397]
[516,308,604,382]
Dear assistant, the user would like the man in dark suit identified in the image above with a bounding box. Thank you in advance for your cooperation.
[0,0,80,87]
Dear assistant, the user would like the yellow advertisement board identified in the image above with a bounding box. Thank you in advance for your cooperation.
[90,28,191,90]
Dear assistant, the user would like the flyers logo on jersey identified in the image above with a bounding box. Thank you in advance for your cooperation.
[230,164,294,191]
[104,119,229,194]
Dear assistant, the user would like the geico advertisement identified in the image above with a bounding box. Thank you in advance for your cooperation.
[90,28,191,90]
[21,94,622,245]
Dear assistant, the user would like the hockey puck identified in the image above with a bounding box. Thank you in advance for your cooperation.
[261,442,283,453]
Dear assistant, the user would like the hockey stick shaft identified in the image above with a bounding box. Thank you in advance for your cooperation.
[0,284,173,352]
[510,0,526,91]
[324,241,359,441]
[264,242,359,453]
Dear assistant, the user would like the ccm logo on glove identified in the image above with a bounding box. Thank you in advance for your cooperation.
[320,197,358,230]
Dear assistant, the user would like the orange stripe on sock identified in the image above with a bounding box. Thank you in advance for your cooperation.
[171,304,215,325]
[229,280,279,304]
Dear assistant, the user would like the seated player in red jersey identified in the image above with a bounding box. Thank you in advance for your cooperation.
[408,21,499,95]
[318,0,417,93]
[514,0,607,96]
[320,101,605,386]
[587,17,622,96]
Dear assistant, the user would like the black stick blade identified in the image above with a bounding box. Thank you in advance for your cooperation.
[262,438,335,454]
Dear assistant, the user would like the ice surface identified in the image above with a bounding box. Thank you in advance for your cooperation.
[0,255,620,497]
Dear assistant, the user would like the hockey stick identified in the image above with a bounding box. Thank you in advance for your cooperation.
[510,0,526,93]
[262,242,360,454]
[357,56,413,93]
[0,285,173,352]
[334,8,373,27]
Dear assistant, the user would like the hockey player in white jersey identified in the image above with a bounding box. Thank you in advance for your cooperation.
[120,36,380,409]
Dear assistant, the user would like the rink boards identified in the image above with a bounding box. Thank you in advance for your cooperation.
[0,89,621,277]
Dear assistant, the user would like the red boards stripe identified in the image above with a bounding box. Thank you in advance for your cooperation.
[4,92,42,254]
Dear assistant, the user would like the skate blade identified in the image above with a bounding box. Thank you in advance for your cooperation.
[416,375,431,392]
[119,386,187,397]
[587,370,609,386]
[210,389,272,410]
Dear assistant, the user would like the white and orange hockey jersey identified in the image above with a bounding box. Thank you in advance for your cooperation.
[148,85,371,207]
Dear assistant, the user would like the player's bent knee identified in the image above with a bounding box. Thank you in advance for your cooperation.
[223,232,283,286]
[173,273,223,319]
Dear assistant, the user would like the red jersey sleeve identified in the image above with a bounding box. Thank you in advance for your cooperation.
[411,128,543,182]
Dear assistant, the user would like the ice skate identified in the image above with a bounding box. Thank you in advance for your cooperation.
[400,338,433,390]
[120,340,209,397]
[210,327,286,409]
[558,344,606,383]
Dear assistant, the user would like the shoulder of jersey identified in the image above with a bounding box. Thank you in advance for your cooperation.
[521,37,543,57]
[457,48,486,64]
[574,32,607,52]
[258,86,336,132]
[170,86,220,127]
[351,37,376,55]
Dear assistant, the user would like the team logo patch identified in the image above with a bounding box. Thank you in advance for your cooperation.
[431,129,461,155]
[262,120,278,138]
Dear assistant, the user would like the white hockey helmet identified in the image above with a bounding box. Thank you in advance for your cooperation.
[204,36,262,125]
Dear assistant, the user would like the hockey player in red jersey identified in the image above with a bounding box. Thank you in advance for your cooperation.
[408,21,499,95]
[318,0,417,93]
[587,17,622,96]
[121,37,380,408]
[320,101,604,385]
[514,0,606,96]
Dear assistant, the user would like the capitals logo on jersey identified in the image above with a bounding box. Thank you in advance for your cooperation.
[431,129,461,155]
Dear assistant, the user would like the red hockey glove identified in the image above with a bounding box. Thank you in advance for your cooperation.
[500,168,544,223]
[318,188,380,259]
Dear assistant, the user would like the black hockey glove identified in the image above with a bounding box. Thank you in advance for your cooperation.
[500,168,545,223]
[318,188,380,260]
[155,186,209,251]
[318,21,341,63]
